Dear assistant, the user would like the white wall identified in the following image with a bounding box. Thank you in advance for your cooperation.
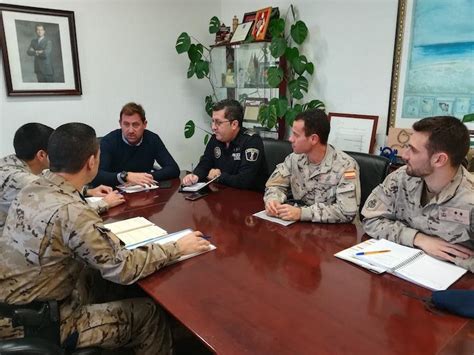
[0,0,398,162]
[221,0,398,148]
[0,0,220,170]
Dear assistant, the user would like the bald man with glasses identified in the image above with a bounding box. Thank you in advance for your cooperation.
[182,99,267,191]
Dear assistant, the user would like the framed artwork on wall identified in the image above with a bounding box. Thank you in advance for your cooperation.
[388,0,473,132]
[0,3,82,96]
[327,113,379,154]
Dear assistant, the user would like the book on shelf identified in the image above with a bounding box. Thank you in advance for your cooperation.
[335,238,467,291]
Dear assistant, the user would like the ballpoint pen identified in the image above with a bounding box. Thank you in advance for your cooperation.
[355,250,391,256]
[201,235,211,240]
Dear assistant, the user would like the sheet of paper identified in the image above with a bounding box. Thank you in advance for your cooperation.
[181,175,219,192]
[117,184,159,193]
[181,182,208,192]
[253,210,296,226]
[126,228,217,262]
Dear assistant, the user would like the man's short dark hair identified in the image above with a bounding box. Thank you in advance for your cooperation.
[13,123,54,161]
[120,102,146,123]
[413,116,469,167]
[213,99,243,127]
[48,123,99,174]
[295,109,330,144]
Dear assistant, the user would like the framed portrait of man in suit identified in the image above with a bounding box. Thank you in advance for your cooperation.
[0,4,81,96]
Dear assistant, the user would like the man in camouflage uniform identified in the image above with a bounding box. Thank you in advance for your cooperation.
[182,99,268,191]
[0,123,125,238]
[362,116,473,272]
[264,109,360,223]
[0,123,211,353]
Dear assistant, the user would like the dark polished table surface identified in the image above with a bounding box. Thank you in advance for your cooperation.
[103,179,474,355]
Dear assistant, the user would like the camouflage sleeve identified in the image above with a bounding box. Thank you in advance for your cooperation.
[454,257,474,273]
[63,204,181,285]
[87,199,109,214]
[263,156,291,204]
[300,162,360,223]
[362,172,419,246]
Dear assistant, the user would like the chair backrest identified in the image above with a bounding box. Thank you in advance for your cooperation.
[345,151,390,212]
[262,138,292,175]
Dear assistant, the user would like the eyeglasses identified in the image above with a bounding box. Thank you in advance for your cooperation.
[211,119,232,127]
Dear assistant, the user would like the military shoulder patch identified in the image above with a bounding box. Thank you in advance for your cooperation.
[344,170,356,179]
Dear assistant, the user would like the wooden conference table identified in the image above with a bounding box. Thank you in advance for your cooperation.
[103,179,474,355]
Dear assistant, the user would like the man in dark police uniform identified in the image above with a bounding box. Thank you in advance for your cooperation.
[182,99,267,191]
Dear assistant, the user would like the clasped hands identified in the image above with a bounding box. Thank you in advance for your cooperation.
[265,200,301,221]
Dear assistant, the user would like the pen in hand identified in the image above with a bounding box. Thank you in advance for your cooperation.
[201,235,211,240]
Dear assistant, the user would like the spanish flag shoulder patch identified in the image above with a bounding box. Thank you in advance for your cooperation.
[344,170,356,179]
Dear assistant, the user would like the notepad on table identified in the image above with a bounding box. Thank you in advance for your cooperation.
[334,239,386,274]
[105,217,167,247]
[126,228,217,262]
[336,238,467,290]
[181,175,219,192]
[117,184,159,193]
[253,210,296,226]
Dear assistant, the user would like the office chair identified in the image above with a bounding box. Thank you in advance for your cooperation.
[345,151,390,213]
[262,138,292,175]
[0,301,100,355]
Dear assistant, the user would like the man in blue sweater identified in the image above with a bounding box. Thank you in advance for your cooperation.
[92,102,180,187]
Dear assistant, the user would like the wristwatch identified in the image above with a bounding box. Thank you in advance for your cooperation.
[119,171,128,182]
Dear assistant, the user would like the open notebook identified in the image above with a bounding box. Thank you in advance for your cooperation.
[104,217,216,261]
[335,238,467,291]
[104,217,167,247]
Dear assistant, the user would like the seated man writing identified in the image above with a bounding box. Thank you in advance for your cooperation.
[182,99,267,191]
[362,116,473,272]
[92,102,180,187]
[264,109,360,223]
[0,123,210,353]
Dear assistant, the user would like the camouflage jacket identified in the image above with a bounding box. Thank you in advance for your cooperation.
[264,145,360,223]
[0,154,37,235]
[362,166,474,272]
[0,171,180,310]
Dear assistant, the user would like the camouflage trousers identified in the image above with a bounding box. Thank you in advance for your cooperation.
[0,268,172,354]
[60,297,172,354]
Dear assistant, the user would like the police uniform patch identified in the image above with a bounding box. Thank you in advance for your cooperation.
[214,147,221,159]
[245,148,259,162]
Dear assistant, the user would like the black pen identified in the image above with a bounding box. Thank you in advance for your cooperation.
[201,235,211,240]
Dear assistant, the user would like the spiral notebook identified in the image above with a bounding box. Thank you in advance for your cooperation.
[338,238,467,291]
